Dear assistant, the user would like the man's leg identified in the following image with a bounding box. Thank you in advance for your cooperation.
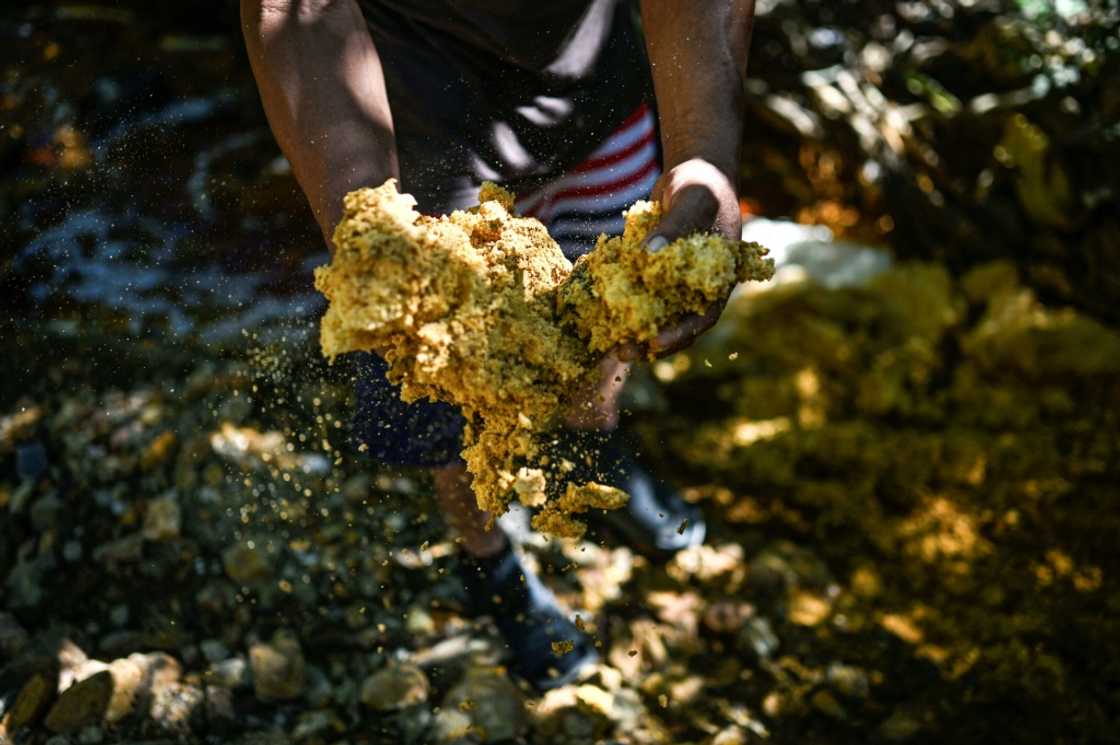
[562,354,631,431]
[519,102,705,554]
[433,463,505,557]
[556,355,707,556]
[434,463,598,690]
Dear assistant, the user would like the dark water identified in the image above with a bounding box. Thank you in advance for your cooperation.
[1,2,324,344]
[5,0,1116,348]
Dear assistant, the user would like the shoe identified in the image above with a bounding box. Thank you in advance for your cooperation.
[458,544,597,691]
[544,427,706,557]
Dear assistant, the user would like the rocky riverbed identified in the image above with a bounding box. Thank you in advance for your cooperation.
[3,1,1119,743]
[3,256,1119,745]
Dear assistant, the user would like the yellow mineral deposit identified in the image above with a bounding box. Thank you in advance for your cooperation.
[315,179,773,537]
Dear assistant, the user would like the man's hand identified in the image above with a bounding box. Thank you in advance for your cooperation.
[647,158,742,248]
[628,0,754,361]
[617,158,742,361]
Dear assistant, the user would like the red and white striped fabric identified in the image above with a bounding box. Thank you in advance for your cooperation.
[516,102,660,258]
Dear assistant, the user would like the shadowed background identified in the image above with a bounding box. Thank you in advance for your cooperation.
[2,2,1118,744]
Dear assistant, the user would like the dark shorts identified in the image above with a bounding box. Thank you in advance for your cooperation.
[352,104,660,467]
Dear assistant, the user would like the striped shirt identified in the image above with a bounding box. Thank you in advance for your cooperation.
[516,102,660,257]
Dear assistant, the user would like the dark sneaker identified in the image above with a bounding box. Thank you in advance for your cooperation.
[545,427,706,557]
[458,544,597,691]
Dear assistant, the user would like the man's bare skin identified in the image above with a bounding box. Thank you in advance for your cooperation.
[241,0,755,556]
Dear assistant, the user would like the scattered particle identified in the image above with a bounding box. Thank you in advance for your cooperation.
[552,640,575,656]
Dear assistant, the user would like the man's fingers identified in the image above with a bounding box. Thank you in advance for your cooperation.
[649,305,722,357]
[642,183,720,251]
[650,172,668,204]
[616,303,725,360]
[613,341,642,362]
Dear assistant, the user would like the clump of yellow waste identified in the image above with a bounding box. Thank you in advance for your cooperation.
[314,179,772,537]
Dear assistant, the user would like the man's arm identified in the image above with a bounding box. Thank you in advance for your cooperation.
[628,0,754,358]
[241,0,398,244]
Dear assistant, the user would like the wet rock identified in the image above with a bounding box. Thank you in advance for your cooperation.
[137,652,183,689]
[16,441,49,480]
[7,480,34,514]
[0,612,30,658]
[178,645,199,670]
[200,638,230,663]
[879,708,924,741]
[109,605,129,627]
[140,431,177,470]
[234,731,292,745]
[405,606,436,637]
[9,670,59,729]
[91,533,144,564]
[761,690,804,719]
[77,725,103,743]
[737,617,779,660]
[249,630,305,702]
[303,665,334,708]
[30,493,64,531]
[206,656,250,689]
[749,542,831,596]
[810,689,847,719]
[604,687,671,743]
[441,667,528,743]
[44,657,144,733]
[291,709,346,741]
[826,662,870,699]
[360,663,429,711]
[432,708,473,743]
[55,639,93,689]
[709,726,749,745]
[533,684,614,743]
[142,493,181,541]
[204,685,236,728]
[196,580,238,614]
[702,601,755,634]
[97,631,149,659]
[342,473,371,502]
[0,405,42,454]
[395,702,436,743]
[787,589,831,626]
[223,540,272,585]
[7,543,54,607]
[670,543,746,585]
[148,681,204,732]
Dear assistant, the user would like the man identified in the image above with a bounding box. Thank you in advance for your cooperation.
[242,0,753,690]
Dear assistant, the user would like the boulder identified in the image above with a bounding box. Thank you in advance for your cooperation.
[440,667,527,743]
[249,631,305,701]
[359,663,429,711]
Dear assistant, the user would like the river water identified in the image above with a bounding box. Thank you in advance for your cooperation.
[3,2,895,354]
[2,3,325,345]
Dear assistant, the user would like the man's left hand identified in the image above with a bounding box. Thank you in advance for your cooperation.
[619,157,742,361]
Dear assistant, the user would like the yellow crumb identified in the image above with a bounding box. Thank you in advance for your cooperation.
[314,180,773,536]
[551,640,575,656]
